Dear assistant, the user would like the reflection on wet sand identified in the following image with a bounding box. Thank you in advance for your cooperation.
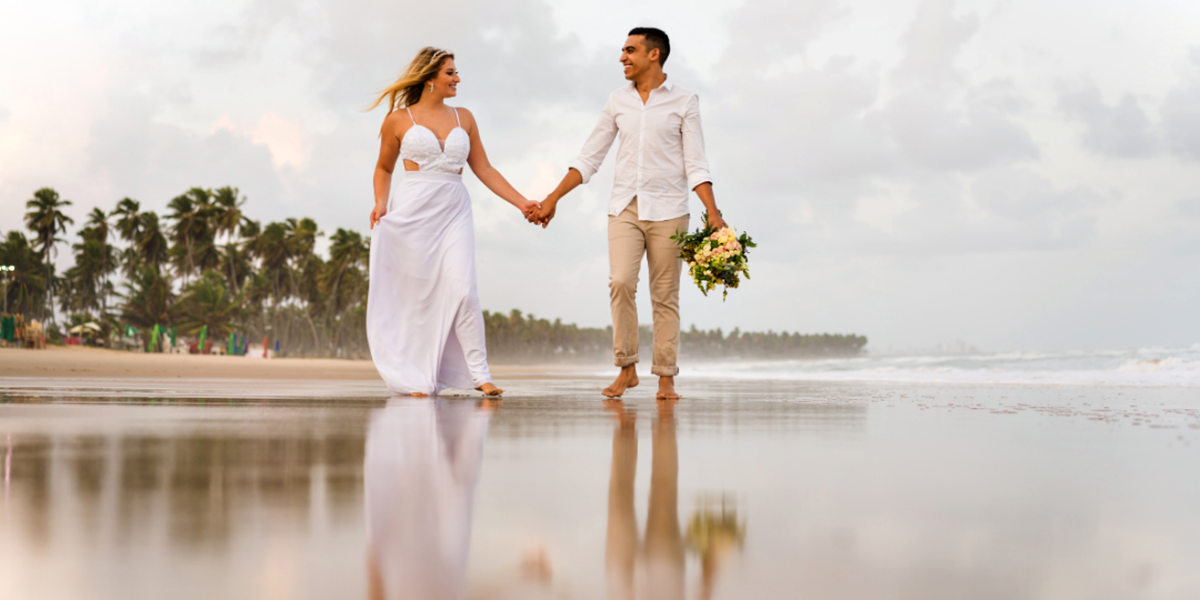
[4,382,1200,599]
[605,401,745,600]
[365,398,494,600]
[4,419,367,551]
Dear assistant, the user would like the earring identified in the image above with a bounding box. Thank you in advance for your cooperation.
[428,82,434,93]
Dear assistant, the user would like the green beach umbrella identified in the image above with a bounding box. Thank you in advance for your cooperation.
[199,325,208,355]
[170,326,176,348]
[149,324,160,353]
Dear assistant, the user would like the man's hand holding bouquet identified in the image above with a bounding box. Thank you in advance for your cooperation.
[672,213,756,301]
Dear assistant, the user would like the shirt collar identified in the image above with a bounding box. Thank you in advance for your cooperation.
[627,75,674,95]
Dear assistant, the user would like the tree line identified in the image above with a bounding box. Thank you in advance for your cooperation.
[484,309,867,362]
[2,186,867,360]
[5,187,369,357]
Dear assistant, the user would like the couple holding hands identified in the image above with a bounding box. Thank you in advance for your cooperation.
[366,27,727,400]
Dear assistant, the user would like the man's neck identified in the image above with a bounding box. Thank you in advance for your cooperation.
[633,69,667,96]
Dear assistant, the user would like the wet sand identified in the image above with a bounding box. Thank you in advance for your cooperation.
[2,376,1199,598]
[0,345,601,383]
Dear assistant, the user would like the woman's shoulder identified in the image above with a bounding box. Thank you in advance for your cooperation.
[381,109,413,137]
[452,105,476,121]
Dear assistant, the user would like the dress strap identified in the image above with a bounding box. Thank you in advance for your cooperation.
[405,106,417,125]
[452,106,461,127]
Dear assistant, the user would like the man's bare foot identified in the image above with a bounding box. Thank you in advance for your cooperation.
[477,383,504,396]
[602,365,639,398]
[409,391,429,397]
[656,376,680,401]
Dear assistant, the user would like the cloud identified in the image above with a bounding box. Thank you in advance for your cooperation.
[1057,79,1158,158]
[1160,47,1200,160]
[212,110,313,170]
[882,82,1038,171]
[717,0,849,74]
[1179,197,1200,220]
[893,0,978,87]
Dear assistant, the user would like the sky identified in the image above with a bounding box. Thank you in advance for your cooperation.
[2,0,1199,353]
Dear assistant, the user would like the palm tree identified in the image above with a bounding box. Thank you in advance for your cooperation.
[167,188,214,284]
[175,270,248,341]
[321,228,369,317]
[83,208,117,315]
[133,212,170,274]
[24,187,74,321]
[255,221,291,301]
[218,242,253,295]
[285,217,323,349]
[120,265,179,350]
[224,218,261,294]
[211,186,247,244]
[61,231,113,318]
[112,198,144,243]
[0,231,47,315]
[320,228,370,355]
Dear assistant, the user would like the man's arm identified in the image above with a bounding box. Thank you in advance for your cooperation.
[681,95,725,229]
[694,183,725,230]
[531,168,583,228]
[531,97,618,227]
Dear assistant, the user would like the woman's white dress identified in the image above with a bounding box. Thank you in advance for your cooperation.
[368,106,493,395]
[364,398,491,600]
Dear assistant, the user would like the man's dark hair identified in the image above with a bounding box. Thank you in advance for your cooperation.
[628,27,670,67]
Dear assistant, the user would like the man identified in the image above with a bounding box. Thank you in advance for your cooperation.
[532,27,726,400]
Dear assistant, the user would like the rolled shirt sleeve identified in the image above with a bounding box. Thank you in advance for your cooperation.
[568,96,618,184]
[681,95,713,192]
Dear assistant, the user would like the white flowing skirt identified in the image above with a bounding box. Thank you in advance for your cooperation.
[367,172,492,395]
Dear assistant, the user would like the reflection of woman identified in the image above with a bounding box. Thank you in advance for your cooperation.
[364,398,493,600]
[366,47,538,397]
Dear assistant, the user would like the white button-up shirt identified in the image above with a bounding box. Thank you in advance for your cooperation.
[568,78,712,222]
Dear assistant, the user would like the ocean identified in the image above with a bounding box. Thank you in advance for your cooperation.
[676,344,1200,387]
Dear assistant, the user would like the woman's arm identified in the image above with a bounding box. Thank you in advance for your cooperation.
[371,112,405,229]
[460,108,538,217]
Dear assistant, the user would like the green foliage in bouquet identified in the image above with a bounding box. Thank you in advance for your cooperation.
[671,213,757,301]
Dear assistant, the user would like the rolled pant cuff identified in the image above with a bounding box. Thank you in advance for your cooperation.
[614,356,639,368]
[651,365,679,377]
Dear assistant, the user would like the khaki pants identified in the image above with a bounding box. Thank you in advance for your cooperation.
[608,201,689,377]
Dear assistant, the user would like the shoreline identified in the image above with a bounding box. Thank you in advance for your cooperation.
[0,346,606,381]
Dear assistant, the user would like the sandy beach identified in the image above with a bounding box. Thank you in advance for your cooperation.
[0,346,598,382]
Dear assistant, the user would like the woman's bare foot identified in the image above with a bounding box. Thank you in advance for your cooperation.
[656,376,680,401]
[477,382,504,396]
[603,365,639,398]
[409,391,429,397]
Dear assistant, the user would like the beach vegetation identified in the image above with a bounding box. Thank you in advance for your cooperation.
[5,185,866,360]
[23,187,74,323]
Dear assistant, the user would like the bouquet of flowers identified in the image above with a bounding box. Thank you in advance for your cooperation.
[671,214,756,300]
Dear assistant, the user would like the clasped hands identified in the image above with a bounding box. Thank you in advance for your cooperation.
[517,198,556,228]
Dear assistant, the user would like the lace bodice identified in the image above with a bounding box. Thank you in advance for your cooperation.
[400,106,470,174]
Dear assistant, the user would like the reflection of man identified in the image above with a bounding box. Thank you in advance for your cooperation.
[532,27,727,400]
[605,402,684,600]
[364,398,496,600]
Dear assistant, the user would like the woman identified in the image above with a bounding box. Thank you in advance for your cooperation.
[367,47,535,397]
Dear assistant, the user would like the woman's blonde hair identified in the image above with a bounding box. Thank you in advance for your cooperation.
[367,47,455,115]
